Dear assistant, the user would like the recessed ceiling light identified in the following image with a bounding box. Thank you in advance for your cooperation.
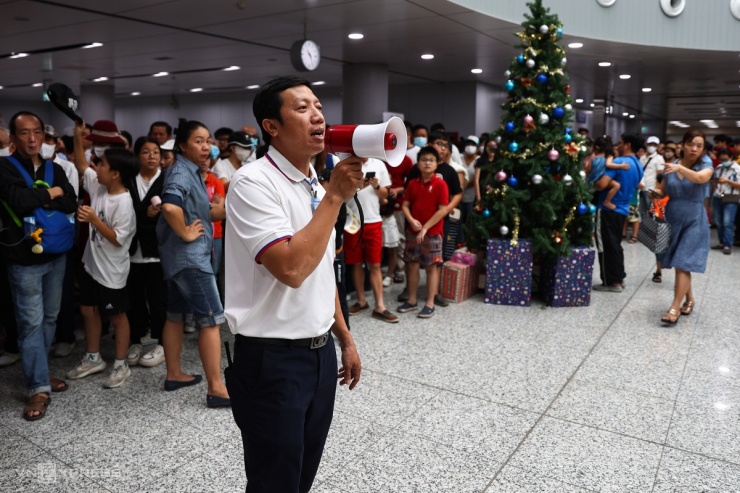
[590,103,595,107]
[153,71,168,77]
[622,112,629,116]
[598,62,611,67]
[642,88,652,92]
[190,88,203,93]
[348,33,364,40]
[619,74,631,79]
[82,42,103,49]
[471,68,482,74]
[629,114,635,118]
[575,98,584,103]
[0,86,4,90]
[568,42,583,48]
[312,81,325,86]
[10,52,29,59]
[131,92,141,96]
[223,65,240,71]
[246,85,259,89]
[93,77,108,82]
[421,54,434,60]
[736,121,740,127]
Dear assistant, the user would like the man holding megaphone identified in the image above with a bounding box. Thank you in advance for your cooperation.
[223,76,363,492]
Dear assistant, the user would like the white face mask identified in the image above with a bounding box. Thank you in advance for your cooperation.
[93,146,109,159]
[0,146,10,157]
[464,145,478,156]
[41,143,56,160]
[234,147,252,163]
[646,145,657,154]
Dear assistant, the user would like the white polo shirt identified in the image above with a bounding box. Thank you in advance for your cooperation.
[224,146,336,339]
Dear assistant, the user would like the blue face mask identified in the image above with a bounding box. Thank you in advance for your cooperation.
[413,136,427,147]
[721,160,732,168]
[209,145,220,160]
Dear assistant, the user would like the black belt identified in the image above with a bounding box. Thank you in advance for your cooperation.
[235,331,330,349]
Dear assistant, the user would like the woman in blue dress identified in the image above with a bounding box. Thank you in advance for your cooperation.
[652,130,713,325]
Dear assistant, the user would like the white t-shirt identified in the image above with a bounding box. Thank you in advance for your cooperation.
[346,158,392,225]
[224,146,336,339]
[130,170,161,264]
[81,167,136,289]
[54,156,79,198]
[406,146,420,165]
[461,156,478,203]
[640,152,666,190]
[450,144,464,167]
[212,158,240,183]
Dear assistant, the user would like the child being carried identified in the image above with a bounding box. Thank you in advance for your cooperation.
[588,135,630,210]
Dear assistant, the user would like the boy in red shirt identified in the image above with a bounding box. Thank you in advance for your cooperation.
[398,147,449,318]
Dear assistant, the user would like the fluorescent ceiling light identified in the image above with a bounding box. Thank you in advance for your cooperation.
[312,81,325,86]
[622,112,629,116]
[153,71,168,77]
[10,52,28,59]
[131,92,141,96]
[223,65,240,71]
[568,42,583,48]
[32,82,43,87]
[93,77,108,82]
[0,86,4,90]
[421,54,434,60]
[619,74,631,79]
[348,33,364,40]
[471,68,482,74]
[575,98,584,103]
[82,42,103,49]
[246,85,259,89]
[590,103,595,107]
[629,114,635,118]
[598,62,611,67]
[190,88,203,93]
[642,88,652,92]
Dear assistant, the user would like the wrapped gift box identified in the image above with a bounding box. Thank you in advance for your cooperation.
[485,239,533,306]
[540,247,595,307]
[441,261,477,303]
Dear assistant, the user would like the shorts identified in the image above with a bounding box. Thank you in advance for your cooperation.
[167,268,225,328]
[344,221,382,265]
[403,232,443,267]
[79,268,129,316]
[627,204,641,223]
[382,215,400,248]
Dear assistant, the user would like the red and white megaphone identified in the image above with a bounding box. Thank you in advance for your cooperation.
[325,116,407,167]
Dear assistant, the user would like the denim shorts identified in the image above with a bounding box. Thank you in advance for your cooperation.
[167,268,225,328]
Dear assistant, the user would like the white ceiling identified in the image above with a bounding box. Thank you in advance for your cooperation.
[1,0,738,136]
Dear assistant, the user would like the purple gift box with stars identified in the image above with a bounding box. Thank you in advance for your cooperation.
[485,238,533,306]
[540,246,595,307]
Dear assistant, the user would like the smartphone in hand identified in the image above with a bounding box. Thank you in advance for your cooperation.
[365,171,376,179]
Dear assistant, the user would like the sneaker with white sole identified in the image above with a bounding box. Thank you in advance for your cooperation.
[184,319,196,333]
[382,276,392,287]
[138,345,165,368]
[67,356,107,379]
[103,364,131,389]
[126,344,143,366]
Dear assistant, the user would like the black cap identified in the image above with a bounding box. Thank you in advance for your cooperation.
[227,131,251,148]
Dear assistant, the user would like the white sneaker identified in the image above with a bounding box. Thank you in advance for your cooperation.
[382,276,392,287]
[184,319,196,334]
[103,363,131,389]
[53,342,75,358]
[126,344,143,366]
[138,345,165,368]
[67,356,106,379]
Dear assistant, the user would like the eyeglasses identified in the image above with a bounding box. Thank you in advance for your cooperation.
[418,157,437,163]
[431,141,449,148]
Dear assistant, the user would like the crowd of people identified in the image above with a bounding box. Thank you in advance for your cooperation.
[1,77,739,489]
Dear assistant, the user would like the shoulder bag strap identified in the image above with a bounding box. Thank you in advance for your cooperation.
[1,156,38,228]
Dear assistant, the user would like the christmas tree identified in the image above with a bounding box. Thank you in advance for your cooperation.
[469,0,594,262]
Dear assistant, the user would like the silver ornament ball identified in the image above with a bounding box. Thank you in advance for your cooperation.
[525,58,535,68]
[499,225,509,236]
[564,103,573,111]
[579,170,587,180]
[504,70,511,78]
[532,174,543,185]
[563,174,573,185]
[538,113,550,125]
[539,24,549,34]
[494,135,502,144]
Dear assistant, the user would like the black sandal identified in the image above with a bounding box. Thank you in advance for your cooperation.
[652,272,662,283]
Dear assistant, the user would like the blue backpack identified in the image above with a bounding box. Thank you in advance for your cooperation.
[1,157,75,254]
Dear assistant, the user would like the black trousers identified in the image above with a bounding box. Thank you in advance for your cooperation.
[126,262,167,344]
[595,208,627,285]
[54,249,77,344]
[0,258,18,353]
[226,336,337,493]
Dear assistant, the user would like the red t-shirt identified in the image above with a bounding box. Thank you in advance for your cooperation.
[203,172,225,239]
[404,174,449,236]
[386,156,415,211]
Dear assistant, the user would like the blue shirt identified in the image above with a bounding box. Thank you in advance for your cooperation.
[598,154,643,216]
[156,154,213,279]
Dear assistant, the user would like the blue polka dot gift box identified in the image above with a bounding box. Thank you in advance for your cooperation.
[485,238,533,306]
[540,247,595,307]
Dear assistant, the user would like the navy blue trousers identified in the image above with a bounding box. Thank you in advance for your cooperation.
[226,335,337,493]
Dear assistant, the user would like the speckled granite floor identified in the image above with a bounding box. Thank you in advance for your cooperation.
[1,236,739,492]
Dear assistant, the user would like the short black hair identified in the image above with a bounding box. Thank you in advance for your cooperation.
[417,146,440,162]
[620,133,642,153]
[411,124,428,135]
[133,136,160,155]
[430,123,445,133]
[717,148,733,158]
[149,121,172,136]
[104,148,140,183]
[9,111,44,135]
[714,134,731,145]
[253,76,312,145]
[120,130,133,148]
[214,127,233,139]
[428,131,451,147]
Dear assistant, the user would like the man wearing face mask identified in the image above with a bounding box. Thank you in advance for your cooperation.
[212,131,255,191]
[240,125,260,164]
[408,124,429,162]
[639,136,666,217]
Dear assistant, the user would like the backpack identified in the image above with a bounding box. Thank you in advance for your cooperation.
[1,157,75,254]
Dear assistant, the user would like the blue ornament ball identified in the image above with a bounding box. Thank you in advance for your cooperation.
[577,203,588,215]
[483,209,491,218]
[508,141,519,152]
[556,27,563,37]
[505,121,515,132]
[588,204,597,215]
[536,73,548,84]
[516,54,525,64]
[504,80,515,92]
[507,176,519,187]
[553,106,565,119]
[565,127,572,134]
[564,134,573,143]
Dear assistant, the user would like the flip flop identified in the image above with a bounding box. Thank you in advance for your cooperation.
[23,394,51,421]
[652,272,662,283]
[628,237,638,244]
